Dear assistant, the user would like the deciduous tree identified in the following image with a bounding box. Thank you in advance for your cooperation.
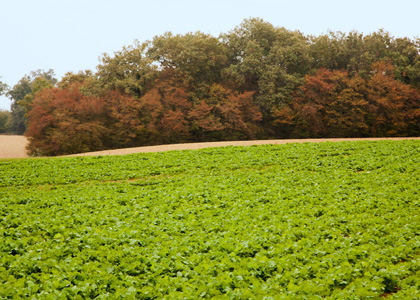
[222,18,311,111]
[26,84,108,156]
[366,61,420,136]
[190,84,262,140]
[0,110,10,133]
[147,31,228,97]
[137,70,192,144]
[6,70,56,134]
[0,77,8,96]
[291,69,369,137]
[96,42,158,98]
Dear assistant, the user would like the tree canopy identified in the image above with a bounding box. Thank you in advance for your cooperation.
[4,18,419,155]
[6,70,57,134]
[0,77,8,96]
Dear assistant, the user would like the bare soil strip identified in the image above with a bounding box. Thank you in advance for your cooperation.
[1,136,419,159]
[0,135,29,159]
[65,137,420,157]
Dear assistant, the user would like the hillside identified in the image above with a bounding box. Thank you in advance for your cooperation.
[1,140,419,298]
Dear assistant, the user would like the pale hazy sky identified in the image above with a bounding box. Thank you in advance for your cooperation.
[1,0,419,110]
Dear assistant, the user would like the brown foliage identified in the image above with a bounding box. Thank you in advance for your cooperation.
[138,76,262,143]
[189,85,262,140]
[138,72,191,143]
[101,89,144,146]
[26,84,109,155]
[290,69,369,137]
[278,62,420,138]
[366,61,420,135]
[26,58,419,156]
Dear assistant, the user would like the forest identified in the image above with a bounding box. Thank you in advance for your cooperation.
[1,18,420,155]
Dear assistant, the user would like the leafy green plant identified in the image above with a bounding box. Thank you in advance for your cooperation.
[1,140,419,298]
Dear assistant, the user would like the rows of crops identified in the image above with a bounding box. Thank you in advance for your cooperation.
[1,140,420,299]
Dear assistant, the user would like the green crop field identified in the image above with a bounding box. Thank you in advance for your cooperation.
[1,141,420,299]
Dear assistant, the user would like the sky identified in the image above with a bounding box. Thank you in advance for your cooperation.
[1,0,419,110]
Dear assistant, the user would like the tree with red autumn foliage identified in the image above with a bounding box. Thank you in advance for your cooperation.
[288,68,369,137]
[25,84,109,156]
[22,21,420,156]
[96,89,144,147]
[189,84,262,141]
[279,61,420,138]
[136,70,192,144]
[366,61,420,136]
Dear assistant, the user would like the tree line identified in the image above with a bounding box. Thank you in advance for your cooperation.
[2,18,420,155]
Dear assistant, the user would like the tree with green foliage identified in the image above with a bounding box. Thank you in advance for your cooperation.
[389,37,420,88]
[0,77,10,133]
[222,18,312,112]
[57,70,94,89]
[7,76,31,135]
[95,42,158,98]
[147,31,228,100]
[21,19,420,155]
[0,76,8,96]
[6,70,57,134]
[309,29,420,88]
[0,110,10,133]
